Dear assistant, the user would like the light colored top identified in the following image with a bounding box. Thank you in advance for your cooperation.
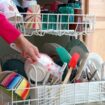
[13,0,22,7]
[13,0,37,8]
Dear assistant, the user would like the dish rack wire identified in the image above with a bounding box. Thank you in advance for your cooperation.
[1,81,105,105]
[10,13,95,36]
[1,65,105,105]
[0,13,99,105]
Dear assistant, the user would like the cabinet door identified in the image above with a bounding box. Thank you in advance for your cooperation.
[89,0,105,17]
[86,0,105,60]
[89,0,105,29]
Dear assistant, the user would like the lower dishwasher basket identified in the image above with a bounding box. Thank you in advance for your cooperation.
[0,81,105,105]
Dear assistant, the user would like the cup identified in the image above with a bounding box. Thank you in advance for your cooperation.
[24,60,48,86]
[58,4,74,30]
[24,53,62,86]
[69,8,83,32]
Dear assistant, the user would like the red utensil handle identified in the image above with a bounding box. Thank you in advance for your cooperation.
[63,53,80,84]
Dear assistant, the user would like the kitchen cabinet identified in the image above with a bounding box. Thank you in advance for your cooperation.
[86,0,105,60]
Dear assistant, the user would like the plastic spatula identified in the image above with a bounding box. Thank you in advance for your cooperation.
[63,53,80,84]
[53,53,80,103]
[56,47,71,64]
[42,43,71,63]
[50,43,71,63]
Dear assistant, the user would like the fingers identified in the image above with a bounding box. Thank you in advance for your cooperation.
[34,46,40,58]
[27,58,35,64]
[22,47,39,63]
[29,47,38,62]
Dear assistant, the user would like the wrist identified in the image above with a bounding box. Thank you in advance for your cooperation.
[15,34,24,44]
[14,34,25,51]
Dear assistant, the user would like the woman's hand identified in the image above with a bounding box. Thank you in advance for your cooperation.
[14,34,40,63]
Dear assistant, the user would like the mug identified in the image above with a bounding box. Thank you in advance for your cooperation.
[42,12,57,30]
[24,53,62,86]
[24,60,48,85]
[58,4,74,30]
[41,1,63,30]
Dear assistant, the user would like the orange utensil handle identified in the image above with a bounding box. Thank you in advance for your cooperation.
[63,67,72,84]
[0,60,2,72]
[0,65,2,72]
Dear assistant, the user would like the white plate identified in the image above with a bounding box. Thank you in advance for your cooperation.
[86,53,103,80]
[77,53,103,81]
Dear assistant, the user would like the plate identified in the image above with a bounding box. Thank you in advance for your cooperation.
[1,54,27,78]
[66,39,89,60]
[2,59,27,78]
[70,46,87,60]
[86,53,103,80]
[76,53,103,81]
[42,43,60,61]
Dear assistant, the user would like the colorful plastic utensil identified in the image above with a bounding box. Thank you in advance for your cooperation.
[0,71,30,101]
[56,47,71,64]
[42,43,71,63]
[63,53,80,84]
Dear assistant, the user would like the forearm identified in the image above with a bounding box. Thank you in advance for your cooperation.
[14,34,40,62]
[0,13,40,62]
[14,34,28,52]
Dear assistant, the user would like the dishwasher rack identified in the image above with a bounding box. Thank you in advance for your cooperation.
[0,12,100,105]
[10,13,95,36]
[0,81,105,105]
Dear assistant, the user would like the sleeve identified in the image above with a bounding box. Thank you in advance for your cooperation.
[0,13,21,44]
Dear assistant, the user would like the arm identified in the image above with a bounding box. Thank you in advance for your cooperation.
[0,13,40,62]
[14,34,40,62]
